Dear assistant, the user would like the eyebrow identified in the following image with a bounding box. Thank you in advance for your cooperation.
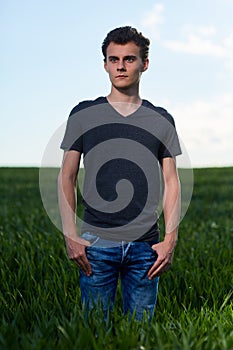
[124,55,137,60]
[108,55,137,60]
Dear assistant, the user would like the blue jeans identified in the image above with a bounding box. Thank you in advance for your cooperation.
[79,232,159,321]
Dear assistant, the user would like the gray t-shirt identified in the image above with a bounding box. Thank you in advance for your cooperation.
[61,96,181,242]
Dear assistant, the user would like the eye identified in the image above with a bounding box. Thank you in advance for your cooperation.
[109,57,118,63]
[126,56,136,63]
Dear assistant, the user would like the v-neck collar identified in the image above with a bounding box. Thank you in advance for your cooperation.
[103,96,146,118]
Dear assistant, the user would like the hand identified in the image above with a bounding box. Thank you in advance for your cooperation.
[64,236,92,276]
[148,237,176,279]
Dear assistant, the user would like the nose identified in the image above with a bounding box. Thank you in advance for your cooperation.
[117,59,126,72]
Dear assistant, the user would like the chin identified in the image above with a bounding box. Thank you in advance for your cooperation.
[113,82,133,90]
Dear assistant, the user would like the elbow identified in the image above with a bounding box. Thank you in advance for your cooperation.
[165,176,180,191]
[58,168,77,188]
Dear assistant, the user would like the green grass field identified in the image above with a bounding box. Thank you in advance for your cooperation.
[0,167,233,350]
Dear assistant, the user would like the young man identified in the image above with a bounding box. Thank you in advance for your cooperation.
[58,26,181,320]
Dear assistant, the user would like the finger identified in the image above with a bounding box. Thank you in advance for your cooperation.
[69,249,91,273]
[148,265,164,279]
[148,258,164,278]
[76,255,92,276]
[149,262,171,279]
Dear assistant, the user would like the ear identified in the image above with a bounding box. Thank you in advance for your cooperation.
[104,60,109,73]
[141,59,149,72]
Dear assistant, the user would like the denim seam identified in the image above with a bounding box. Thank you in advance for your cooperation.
[90,237,100,246]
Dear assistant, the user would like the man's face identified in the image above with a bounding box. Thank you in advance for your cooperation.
[104,42,149,91]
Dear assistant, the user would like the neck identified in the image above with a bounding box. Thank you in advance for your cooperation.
[107,86,142,105]
[106,86,143,117]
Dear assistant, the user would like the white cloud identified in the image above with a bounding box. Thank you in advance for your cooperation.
[140,3,164,39]
[171,93,233,167]
[196,25,217,37]
[181,25,217,38]
[165,33,225,56]
[224,32,233,48]
[164,27,233,75]
[223,32,233,73]
[164,25,225,56]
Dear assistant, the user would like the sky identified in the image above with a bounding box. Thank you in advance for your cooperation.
[1,0,233,168]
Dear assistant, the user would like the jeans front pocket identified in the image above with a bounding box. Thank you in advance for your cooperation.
[80,232,100,246]
[143,240,158,257]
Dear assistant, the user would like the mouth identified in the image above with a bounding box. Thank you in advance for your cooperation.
[116,75,128,78]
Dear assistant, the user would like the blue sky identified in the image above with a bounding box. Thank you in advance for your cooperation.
[1,0,233,167]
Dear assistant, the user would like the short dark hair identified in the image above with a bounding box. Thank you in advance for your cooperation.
[102,26,150,62]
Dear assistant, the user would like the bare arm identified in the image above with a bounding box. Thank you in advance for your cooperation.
[148,157,181,279]
[58,150,92,276]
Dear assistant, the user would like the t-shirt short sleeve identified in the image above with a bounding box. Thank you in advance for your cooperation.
[157,110,182,160]
[60,105,83,153]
